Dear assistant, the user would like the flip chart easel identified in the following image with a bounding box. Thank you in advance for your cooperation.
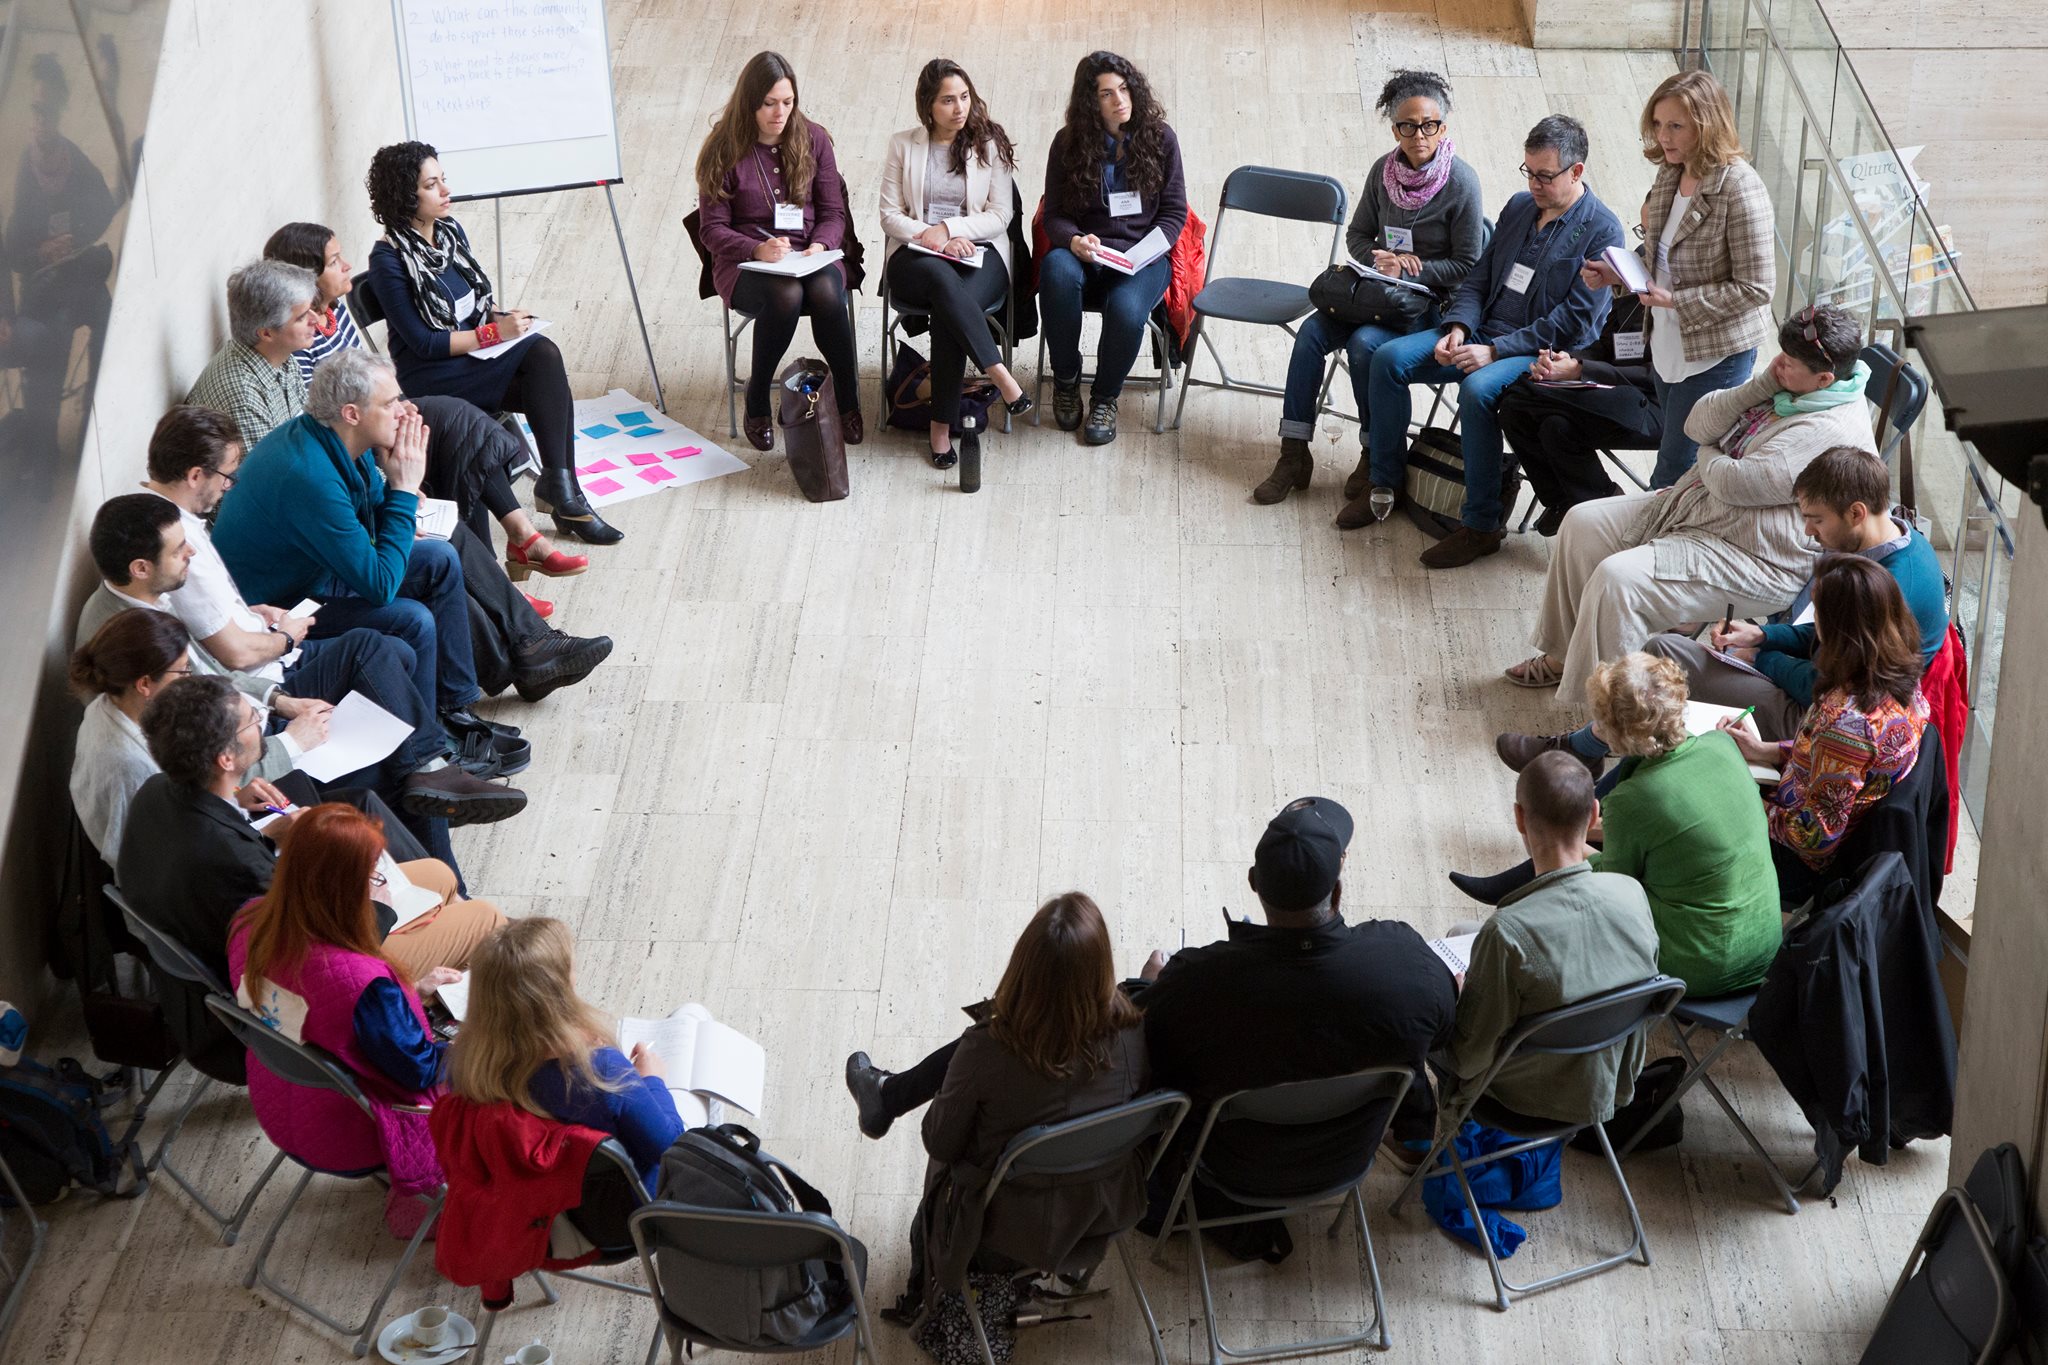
[388,0,665,410]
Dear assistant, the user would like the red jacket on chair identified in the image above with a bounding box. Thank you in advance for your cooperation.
[1917,622,1969,872]
[431,1095,606,1308]
[1030,199,1209,354]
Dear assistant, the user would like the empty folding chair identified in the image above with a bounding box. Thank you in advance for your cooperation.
[104,884,285,1245]
[204,997,442,1358]
[1614,990,1819,1214]
[1860,341,1929,464]
[1862,1155,2020,1365]
[1392,976,1685,1311]
[1155,1065,1416,1361]
[631,1201,876,1363]
[950,1090,1190,1365]
[1169,166,1347,429]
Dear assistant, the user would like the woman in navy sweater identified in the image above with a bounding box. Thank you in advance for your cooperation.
[364,142,623,547]
[1038,51,1188,447]
[448,917,682,1192]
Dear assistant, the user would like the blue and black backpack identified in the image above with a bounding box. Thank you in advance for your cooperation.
[0,1056,146,1206]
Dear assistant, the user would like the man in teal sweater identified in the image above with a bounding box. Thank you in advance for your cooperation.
[1499,446,1946,771]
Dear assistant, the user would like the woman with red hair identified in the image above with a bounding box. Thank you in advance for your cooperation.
[229,803,454,1234]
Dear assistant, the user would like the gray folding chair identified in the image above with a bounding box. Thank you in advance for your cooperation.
[1860,341,1929,462]
[204,997,442,1358]
[720,295,860,440]
[0,1146,47,1354]
[1614,990,1820,1215]
[104,884,285,1246]
[1169,166,1347,430]
[631,1201,875,1363]
[878,270,1015,433]
[1391,976,1685,1311]
[1862,1185,2015,1364]
[1031,194,1177,436]
[470,1138,653,1363]
[951,1090,1191,1365]
[1155,1065,1416,1362]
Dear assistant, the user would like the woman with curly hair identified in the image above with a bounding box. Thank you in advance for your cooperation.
[694,51,861,454]
[362,141,623,548]
[878,58,1035,487]
[1452,650,1779,997]
[1038,50,1188,447]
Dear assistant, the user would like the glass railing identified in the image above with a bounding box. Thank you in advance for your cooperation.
[1687,0,2013,824]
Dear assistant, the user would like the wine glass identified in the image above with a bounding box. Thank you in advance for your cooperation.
[1369,488,1395,522]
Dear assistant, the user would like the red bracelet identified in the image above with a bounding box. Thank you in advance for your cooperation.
[478,322,500,348]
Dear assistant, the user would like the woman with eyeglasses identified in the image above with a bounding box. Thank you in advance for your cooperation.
[68,607,199,859]
[878,59,1034,487]
[1510,303,1874,700]
[1257,70,1483,507]
[695,51,862,454]
[1039,50,1188,447]
[1579,70,1775,488]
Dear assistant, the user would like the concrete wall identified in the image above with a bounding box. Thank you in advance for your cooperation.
[0,0,401,1011]
[1530,0,1684,50]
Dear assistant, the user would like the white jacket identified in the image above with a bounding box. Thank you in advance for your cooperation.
[877,125,1016,276]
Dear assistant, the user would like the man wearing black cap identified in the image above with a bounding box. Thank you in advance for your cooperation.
[1140,796,1457,1218]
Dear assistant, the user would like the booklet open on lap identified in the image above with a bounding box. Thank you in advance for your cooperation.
[616,1004,767,1128]
[1095,227,1170,277]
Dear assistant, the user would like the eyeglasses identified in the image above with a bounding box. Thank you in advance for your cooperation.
[237,711,264,736]
[1393,119,1445,139]
[207,465,238,487]
[161,665,194,680]
[369,871,388,889]
[1518,163,1576,185]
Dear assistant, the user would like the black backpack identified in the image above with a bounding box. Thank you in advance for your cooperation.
[0,1056,147,1206]
[653,1124,863,1350]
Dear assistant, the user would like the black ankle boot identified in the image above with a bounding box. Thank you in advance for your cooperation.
[534,467,624,546]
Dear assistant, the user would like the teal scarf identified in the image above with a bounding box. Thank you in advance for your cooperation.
[1773,359,1869,418]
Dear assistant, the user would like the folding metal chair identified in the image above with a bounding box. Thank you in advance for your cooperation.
[345,269,384,335]
[1614,990,1820,1215]
[1391,976,1685,1311]
[951,1090,1190,1365]
[1155,1065,1416,1361]
[469,1138,653,1363]
[631,1201,876,1363]
[204,997,442,1358]
[104,884,284,1246]
[878,270,1015,433]
[1031,195,1177,436]
[1863,1185,2015,1364]
[1860,341,1929,463]
[720,293,860,440]
[0,1146,47,1354]
[1169,166,1347,429]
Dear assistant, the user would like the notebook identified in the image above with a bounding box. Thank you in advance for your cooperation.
[616,1004,767,1128]
[1684,701,1780,783]
[414,497,460,540]
[738,249,844,278]
[906,241,986,268]
[1343,253,1437,296]
[1427,932,1480,976]
[1095,227,1170,276]
[470,318,552,360]
[1602,245,1652,294]
[370,852,443,930]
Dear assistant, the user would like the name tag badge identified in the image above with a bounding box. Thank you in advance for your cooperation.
[1107,190,1143,218]
[773,201,804,232]
[1614,330,1648,361]
[1384,225,1415,253]
[1506,262,1536,294]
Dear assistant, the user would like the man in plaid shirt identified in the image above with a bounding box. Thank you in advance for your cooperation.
[185,259,317,448]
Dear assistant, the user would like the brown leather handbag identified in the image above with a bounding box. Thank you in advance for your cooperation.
[776,357,849,503]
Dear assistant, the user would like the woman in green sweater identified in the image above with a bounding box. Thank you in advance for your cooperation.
[1451,651,1780,997]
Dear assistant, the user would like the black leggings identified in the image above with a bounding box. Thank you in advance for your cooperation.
[731,267,859,418]
[495,333,576,476]
[877,1038,960,1119]
[885,250,1008,425]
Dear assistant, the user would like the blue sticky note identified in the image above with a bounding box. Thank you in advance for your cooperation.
[614,410,653,426]
[625,425,662,437]
[580,423,620,440]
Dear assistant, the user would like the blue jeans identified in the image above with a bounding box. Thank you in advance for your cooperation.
[308,538,479,714]
[1651,347,1756,487]
[283,627,450,777]
[1278,312,1434,442]
[1367,329,1536,532]
[1038,247,1171,399]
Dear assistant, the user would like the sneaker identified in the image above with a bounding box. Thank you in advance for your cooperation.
[1082,396,1119,446]
[401,766,528,827]
[844,1052,893,1139]
[1052,379,1083,431]
[1495,730,1603,777]
[511,631,614,703]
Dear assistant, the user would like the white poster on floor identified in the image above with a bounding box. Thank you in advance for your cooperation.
[517,390,748,508]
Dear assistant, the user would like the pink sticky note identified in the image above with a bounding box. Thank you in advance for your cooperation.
[627,452,661,467]
[575,458,619,475]
[585,476,625,496]
[665,446,702,459]
[638,465,677,485]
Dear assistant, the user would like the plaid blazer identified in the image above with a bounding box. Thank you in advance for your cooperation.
[1641,157,1776,363]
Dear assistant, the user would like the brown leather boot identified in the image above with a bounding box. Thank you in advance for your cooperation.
[1253,439,1313,505]
[1343,452,1372,501]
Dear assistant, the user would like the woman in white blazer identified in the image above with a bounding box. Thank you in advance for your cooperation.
[880,59,1032,480]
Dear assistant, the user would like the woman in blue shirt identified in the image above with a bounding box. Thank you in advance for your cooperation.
[364,141,623,548]
[448,917,683,1192]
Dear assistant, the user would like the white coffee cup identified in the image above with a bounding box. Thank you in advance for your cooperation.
[513,1344,552,1365]
[413,1305,450,1347]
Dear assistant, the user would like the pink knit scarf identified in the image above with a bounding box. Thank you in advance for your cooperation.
[1382,140,1457,211]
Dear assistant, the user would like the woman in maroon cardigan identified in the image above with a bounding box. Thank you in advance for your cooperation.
[695,51,862,453]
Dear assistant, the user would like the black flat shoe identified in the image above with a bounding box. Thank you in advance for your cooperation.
[1005,391,1035,418]
[845,1052,893,1139]
[930,444,957,470]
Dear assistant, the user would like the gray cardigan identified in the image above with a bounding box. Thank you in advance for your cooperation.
[1344,150,1485,295]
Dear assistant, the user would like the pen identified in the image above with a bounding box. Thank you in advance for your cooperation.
[1723,602,1734,634]
[263,804,291,816]
[1734,705,1756,724]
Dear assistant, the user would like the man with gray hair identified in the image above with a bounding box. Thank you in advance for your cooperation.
[184,259,320,448]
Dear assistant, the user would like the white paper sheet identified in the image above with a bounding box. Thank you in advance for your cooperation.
[414,498,460,540]
[617,1003,766,1117]
[293,691,414,783]
[1683,701,1781,782]
[738,250,843,278]
[1427,932,1480,976]
[905,241,986,267]
[470,319,553,361]
[372,852,443,930]
[1095,228,1169,277]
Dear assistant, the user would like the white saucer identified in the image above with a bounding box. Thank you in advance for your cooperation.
[377,1308,478,1363]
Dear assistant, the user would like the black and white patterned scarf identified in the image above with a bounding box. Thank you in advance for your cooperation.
[383,220,495,331]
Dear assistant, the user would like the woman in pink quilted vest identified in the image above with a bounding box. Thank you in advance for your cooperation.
[229,803,453,1235]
